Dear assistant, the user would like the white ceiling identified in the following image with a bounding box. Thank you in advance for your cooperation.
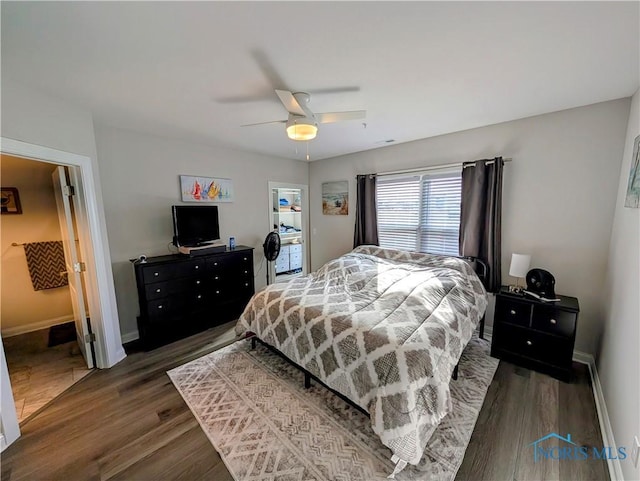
[2,2,638,161]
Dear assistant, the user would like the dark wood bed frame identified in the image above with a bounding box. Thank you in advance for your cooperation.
[248,254,489,411]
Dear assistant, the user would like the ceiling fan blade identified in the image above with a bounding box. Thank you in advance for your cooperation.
[275,89,306,116]
[316,110,367,124]
[241,120,287,127]
[308,86,361,95]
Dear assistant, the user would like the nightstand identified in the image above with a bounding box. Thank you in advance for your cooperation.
[490,286,579,382]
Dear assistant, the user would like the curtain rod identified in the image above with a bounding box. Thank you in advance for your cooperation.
[370,157,512,177]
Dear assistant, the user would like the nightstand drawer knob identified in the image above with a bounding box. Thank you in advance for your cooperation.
[197,295,202,299]
[158,305,163,309]
[526,340,532,346]
[216,290,220,294]
[154,272,159,277]
[510,309,516,315]
[195,265,199,269]
[214,262,218,266]
[550,318,557,324]
[196,280,200,285]
[214,276,219,280]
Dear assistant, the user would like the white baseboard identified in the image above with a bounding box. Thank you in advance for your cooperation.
[120,330,139,344]
[577,351,623,481]
[483,325,620,479]
[1,315,74,338]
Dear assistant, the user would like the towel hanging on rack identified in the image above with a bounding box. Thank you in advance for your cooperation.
[22,241,69,291]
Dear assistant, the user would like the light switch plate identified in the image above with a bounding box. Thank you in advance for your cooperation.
[632,436,640,468]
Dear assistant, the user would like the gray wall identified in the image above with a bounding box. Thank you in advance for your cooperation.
[598,89,639,481]
[94,125,309,340]
[309,99,631,355]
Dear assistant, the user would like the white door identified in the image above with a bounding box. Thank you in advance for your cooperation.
[0,337,20,451]
[52,166,94,368]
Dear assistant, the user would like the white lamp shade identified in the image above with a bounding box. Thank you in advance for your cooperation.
[509,253,531,278]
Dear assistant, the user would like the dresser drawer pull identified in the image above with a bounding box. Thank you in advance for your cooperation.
[154,272,159,277]
[195,265,199,269]
[244,270,248,274]
[196,280,200,285]
[526,340,532,346]
[214,276,219,280]
[197,295,202,299]
[510,309,516,315]
[158,305,163,309]
[243,257,248,261]
[550,319,557,325]
[216,290,220,294]
[156,288,161,293]
[245,283,249,287]
[214,262,218,266]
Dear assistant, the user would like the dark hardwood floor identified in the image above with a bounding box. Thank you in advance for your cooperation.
[1,322,608,481]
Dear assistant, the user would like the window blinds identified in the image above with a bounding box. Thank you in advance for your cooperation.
[376,169,462,256]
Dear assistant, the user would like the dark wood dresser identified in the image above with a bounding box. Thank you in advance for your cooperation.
[133,246,254,348]
[491,286,579,382]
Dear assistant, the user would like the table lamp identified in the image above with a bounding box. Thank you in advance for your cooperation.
[508,253,531,293]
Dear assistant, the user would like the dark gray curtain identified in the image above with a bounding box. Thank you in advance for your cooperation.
[353,174,379,248]
[459,157,504,292]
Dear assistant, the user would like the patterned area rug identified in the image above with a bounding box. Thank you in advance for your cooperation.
[168,333,498,481]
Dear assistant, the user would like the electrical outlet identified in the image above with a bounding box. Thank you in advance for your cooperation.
[632,436,640,468]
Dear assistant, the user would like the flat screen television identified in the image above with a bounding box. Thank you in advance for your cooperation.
[172,205,220,247]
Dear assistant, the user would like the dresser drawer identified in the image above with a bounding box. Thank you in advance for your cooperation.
[144,276,207,300]
[275,254,290,273]
[532,305,577,337]
[289,243,302,254]
[495,297,532,328]
[289,253,303,270]
[494,324,572,367]
[142,258,205,283]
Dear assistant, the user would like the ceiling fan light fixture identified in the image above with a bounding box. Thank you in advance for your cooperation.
[286,119,318,141]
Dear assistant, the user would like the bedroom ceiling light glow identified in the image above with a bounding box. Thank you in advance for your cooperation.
[286,118,318,141]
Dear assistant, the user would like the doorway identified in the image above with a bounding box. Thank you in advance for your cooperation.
[1,137,124,451]
[1,154,94,424]
[268,182,309,283]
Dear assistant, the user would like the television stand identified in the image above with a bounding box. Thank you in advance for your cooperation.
[132,245,254,348]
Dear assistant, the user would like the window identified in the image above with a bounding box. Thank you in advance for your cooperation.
[376,169,462,256]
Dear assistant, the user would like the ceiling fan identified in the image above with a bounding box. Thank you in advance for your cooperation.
[242,89,366,141]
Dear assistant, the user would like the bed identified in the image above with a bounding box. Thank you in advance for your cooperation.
[235,245,488,475]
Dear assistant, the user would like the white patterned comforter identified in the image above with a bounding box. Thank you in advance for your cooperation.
[236,245,488,469]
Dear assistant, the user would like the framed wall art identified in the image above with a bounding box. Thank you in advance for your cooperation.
[322,181,349,215]
[180,175,234,203]
[624,134,640,208]
[1,187,22,214]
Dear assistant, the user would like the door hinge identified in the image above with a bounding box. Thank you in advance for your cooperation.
[85,332,96,343]
[73,262,86,273]
[62,185,76,196]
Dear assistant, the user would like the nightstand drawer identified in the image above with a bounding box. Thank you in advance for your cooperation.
[495,297,532,327]
[532,306,577,337]
[495,324,572,367]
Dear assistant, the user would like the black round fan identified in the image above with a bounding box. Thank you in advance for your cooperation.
[263,231,281,284]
